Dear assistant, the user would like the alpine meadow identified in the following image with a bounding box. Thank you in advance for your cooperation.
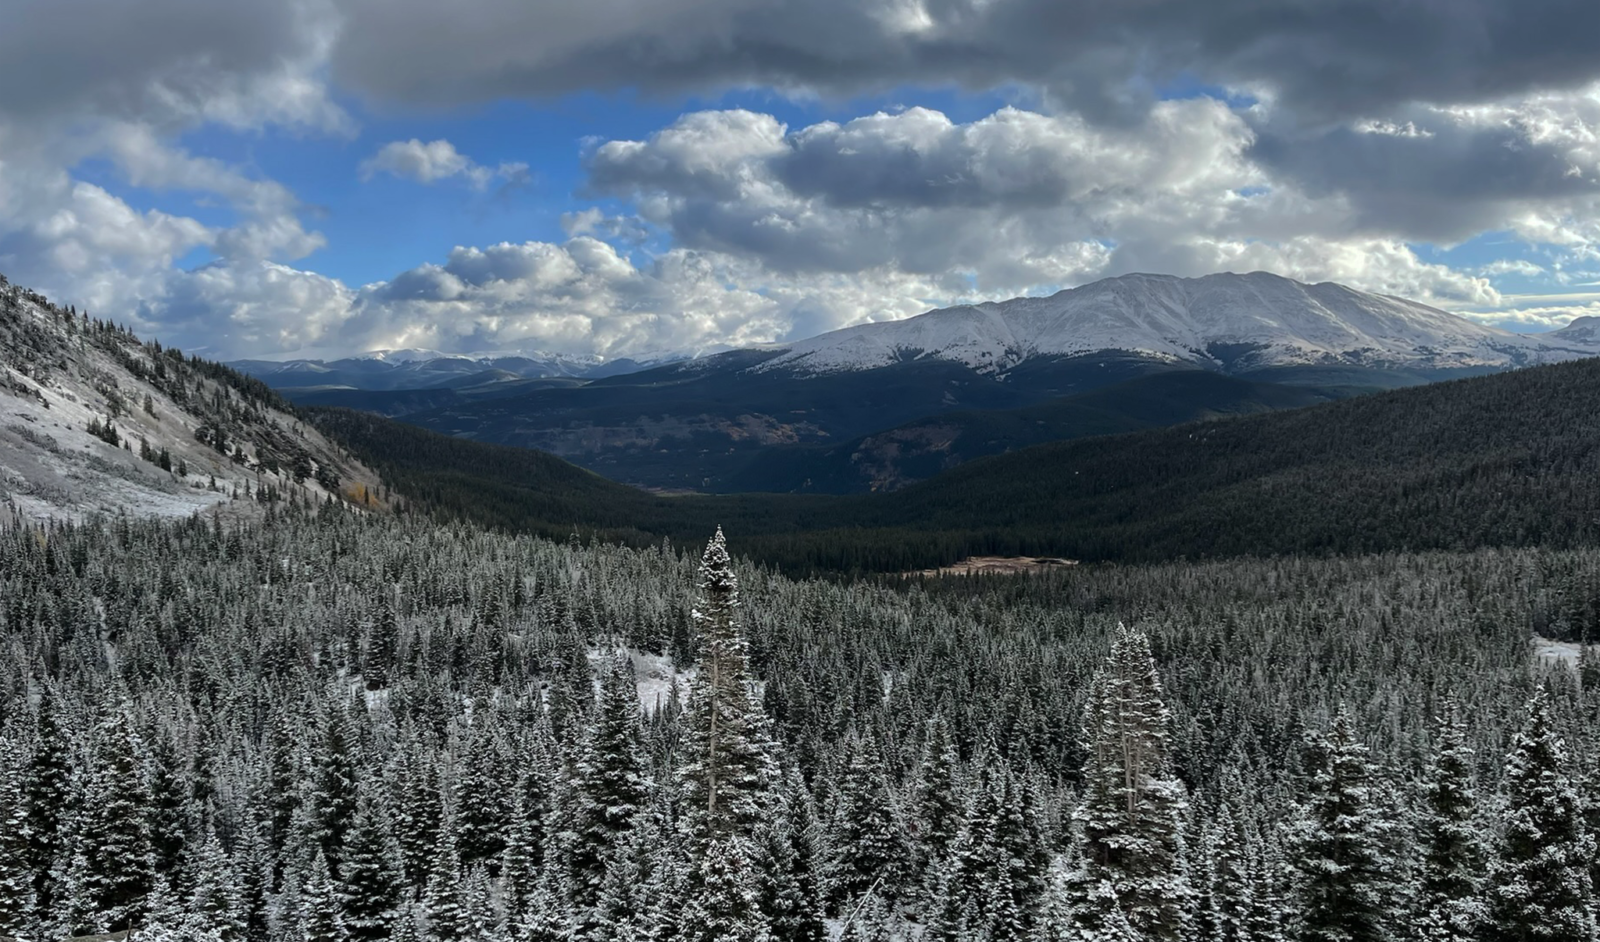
[5,1,1600,941]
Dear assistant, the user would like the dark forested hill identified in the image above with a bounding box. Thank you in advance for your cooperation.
[313,355,1600,573]
[724,370,1357,493]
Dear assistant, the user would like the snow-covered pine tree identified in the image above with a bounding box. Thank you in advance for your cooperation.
[81,701,157,932]
[455,720,509,870]
[500,789,541,926]
[567,650,648,916]
[395,747,444,889]
[910,715,964,902]
[340,782,406,940]
[187,822,244,940]
[1065,626,1190,940]
[0,738,35,937]
[1289,709,1396,942]
[755,771,826,942]
[1413,704,1486,942]
[422,813,468,942]
[678,834,772,942]
[1483,686,1599,942]
[25,685,71,915]
[304,849,351,942]
[310,699,360,874]
[677,529,778,942]
[367,600,400,691]
[826,728,907,909]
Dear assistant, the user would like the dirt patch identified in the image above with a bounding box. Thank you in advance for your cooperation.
[905,555,1079,577]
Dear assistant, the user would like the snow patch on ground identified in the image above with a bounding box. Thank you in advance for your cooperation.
[587,648,693,714]
[1533,636,1592,667]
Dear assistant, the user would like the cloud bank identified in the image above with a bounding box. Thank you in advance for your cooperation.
[1,0,1598,358]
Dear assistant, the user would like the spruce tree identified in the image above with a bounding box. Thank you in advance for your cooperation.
[1065,626,1190,940]
[677,529,778,942]
[1289,710,1395,942]
[680,528,775,850]
[422,815,467,942]
[304,849,351,942]
[455,723,508,870]
[81,703,156,932]
[1484,687,1599,942]
[910,715,964,901]
[567,650,648,913]
[25,685,71,915]
[340,783,406,940]
[0,739,35,937]
[826,729,906,909]
[1414,705,1486,942]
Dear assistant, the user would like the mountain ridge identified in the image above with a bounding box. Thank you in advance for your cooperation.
[752,271,1596,377]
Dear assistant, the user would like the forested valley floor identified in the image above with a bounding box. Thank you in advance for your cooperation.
[1,510,1599,941]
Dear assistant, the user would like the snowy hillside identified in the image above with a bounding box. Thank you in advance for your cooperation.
[0,274,386,523]
[757,271,1600,376]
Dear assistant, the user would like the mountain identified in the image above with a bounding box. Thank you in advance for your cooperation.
[756,270,1595,376]
[316,354,1600,575]
[0,275,386,522]
[229,348,673,394]
[360,272,1600,492]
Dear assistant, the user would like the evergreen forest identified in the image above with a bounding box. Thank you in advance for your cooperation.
[1,508,1598,940]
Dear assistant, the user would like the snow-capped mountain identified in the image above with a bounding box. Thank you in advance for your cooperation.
[755,272,1600,376]
[230,348,680,391]
[0,274,386,522]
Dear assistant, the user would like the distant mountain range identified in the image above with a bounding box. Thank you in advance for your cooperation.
[238,271,1600,494]
[228,348,669,394]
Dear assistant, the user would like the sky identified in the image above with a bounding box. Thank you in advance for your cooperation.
[2,0,1599,361]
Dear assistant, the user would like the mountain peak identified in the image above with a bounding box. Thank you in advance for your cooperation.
[758,272,1589,377]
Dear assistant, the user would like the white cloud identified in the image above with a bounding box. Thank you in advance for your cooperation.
[360,138,527,189]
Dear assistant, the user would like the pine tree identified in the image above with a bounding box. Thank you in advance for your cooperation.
[25,685,72,915]
[826,729,906,909]
[340,784,406,940]
[500,790,541,926]
[680,528,776,850]
[1483,687,1599,942]
[1065,626,1190,940]
[679,834,772,942]
[677,529,778,942]
[422,816,467,942]
[1414,705,1486,942]
[367,602,400,691]
[304,849,351,942]
[567,651,648,912]
[911,715,964,901]
[755,773,826,942]
[1289,710,1395,942]
[456,723,508,870]
[81,703,156,932]
[188,822,244,940]
[311,701,360,874]
[0,738,36,937]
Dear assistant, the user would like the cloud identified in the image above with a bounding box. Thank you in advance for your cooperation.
[329,0,1600,122]
[360,138,528,189]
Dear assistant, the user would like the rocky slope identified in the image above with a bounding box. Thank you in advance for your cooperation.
[0,274,386,523]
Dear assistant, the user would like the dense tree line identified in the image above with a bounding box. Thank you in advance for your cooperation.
[309,356,1600,577]
[0,509,1597,939]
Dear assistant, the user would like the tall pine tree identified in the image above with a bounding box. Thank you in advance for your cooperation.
[1064,626,1191,941]
[1484,686,1598,942]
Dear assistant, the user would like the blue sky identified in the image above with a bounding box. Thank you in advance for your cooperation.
[2,0,1598,359]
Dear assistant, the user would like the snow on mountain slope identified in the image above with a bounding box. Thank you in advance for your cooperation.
[0,275,386,523]
[758,272,1600,376]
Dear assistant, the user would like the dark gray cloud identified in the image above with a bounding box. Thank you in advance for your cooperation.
[1249,114,1600,242]
[330,0,1600,120]
[0,0,315,125]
